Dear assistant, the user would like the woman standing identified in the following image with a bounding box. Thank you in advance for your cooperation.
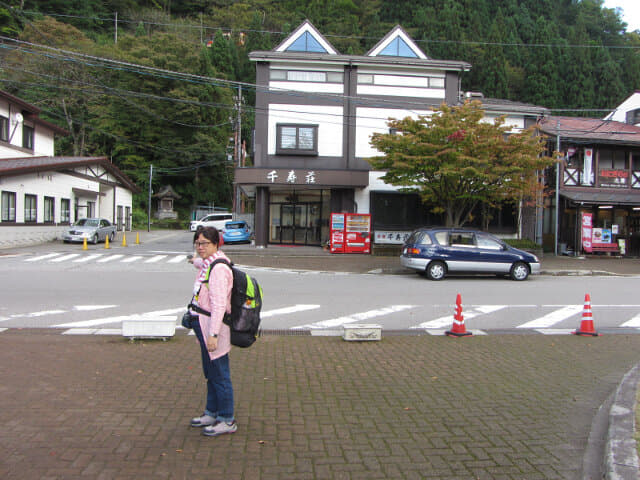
[189,226,237,436]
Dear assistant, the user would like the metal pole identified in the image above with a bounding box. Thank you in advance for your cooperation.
[114,12,118,44]
[554,134,560,256]
[147,164,153,232]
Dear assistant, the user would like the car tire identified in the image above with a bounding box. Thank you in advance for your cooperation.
[109,232,115,242]
[510,261,529,281]
[92,234,99,245]
[426,261,446,281]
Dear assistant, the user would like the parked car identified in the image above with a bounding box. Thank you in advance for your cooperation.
[62,218,117,244]
[189,212,233,232]
[222,221,252,244]
[400,227,540,281]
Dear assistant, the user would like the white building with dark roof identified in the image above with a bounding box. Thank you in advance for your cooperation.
[0,90,139,247]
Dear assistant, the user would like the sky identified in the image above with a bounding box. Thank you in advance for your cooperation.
[602,0,640,32]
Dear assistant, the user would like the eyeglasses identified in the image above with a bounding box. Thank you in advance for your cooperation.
[194,241,212,248]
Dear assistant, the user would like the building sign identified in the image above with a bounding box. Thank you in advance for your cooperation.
[374,230,411,245]
[581,212,593,253]
[266,169,317,185]
[592,228,612,244]
[598,169,628,188]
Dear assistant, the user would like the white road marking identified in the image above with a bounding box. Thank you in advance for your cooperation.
[96,255,124,263]
[50,254,81,262]
[411,305,507,329]
[621,313,640,327]
[121,256,143,263]
[291,305,414,330]
[145,255,167,263]
[262,305,320,318]
[168,255,188,263]
[53,307,184,328]
[25,253,61,262]
[73,305,117,311]
[73,254,103,263]
[516,305,583,329]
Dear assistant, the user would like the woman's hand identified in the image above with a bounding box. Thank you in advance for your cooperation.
[206,335,218,352]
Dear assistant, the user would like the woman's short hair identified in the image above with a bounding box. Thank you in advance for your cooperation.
[194,226,219,245]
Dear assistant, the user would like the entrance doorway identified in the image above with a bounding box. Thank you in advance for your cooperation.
[270,202,322,245]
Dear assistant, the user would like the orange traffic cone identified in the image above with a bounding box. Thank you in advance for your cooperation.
[445,293,473,337]
[573,294,600,337]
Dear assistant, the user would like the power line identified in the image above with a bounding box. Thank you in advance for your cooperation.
[17,9,640,50]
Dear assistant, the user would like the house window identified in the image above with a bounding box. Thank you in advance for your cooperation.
[23,125,34,150]
[24,194,37,222]
[61,198,70,223]
[0,116,8,142]
[44,196,54,223]
[1,191,16,222]
[276,124,318,155]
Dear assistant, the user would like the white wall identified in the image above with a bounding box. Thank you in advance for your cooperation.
[268,104,344,156]
[355,107,432,158]
[605,92,640,123]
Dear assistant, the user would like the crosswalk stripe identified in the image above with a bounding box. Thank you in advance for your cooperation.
[621,313,640,327]
[516,305,583,329]
[168,255,187,263]
[291,305,414,330]
[72,254,103,263]
[53,307,184,328]
[50,253,81,262]
[121,256,143,263]
[145,255,167,263]
[96,254,124,263]
[25,253,61,262]
[411,305,506,329]
[262,305,320,318]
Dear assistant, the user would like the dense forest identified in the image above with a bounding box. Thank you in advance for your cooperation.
[0,0,639,220]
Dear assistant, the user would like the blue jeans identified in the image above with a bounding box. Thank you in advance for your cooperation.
[193,321,234,422]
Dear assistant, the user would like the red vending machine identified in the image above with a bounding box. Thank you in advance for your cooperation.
[330,213,371,254]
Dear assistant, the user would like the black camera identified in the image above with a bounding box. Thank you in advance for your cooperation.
[181,311,198,329]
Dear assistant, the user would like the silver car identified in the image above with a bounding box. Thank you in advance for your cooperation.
[62,218,117,244]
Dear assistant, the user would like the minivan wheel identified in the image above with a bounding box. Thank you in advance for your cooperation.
[510,261,529,281]
[426,261,446,281]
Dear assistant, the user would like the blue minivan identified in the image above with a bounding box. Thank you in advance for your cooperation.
[401,228,540,281]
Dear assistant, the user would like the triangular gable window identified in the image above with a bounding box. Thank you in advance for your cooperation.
[378,37,418,58]
[286,31,328,53]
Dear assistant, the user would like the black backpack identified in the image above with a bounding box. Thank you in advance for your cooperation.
[190,259,263,348]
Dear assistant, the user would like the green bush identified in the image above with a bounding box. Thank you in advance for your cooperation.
[504,238,541,250]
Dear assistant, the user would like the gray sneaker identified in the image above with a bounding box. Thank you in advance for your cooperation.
[202,420,237,436]
[191,414,217,427]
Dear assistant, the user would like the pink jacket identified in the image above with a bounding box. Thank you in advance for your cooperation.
[194,251,233,360]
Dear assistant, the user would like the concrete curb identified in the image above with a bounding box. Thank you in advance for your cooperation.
[604,363,640,480]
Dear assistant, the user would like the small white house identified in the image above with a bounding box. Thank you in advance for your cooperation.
[605,91,640,125]
[0,90,140,248]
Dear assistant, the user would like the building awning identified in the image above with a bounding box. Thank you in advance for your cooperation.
[72,187,104,198]
[560,189,640,206]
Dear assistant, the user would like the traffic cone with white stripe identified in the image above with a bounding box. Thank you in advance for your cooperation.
[446,293,472,337]
[572,294,600,337]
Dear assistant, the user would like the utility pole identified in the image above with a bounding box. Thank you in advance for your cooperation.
[554,132,560,256]
[234,84,242,214]
[147,164,153,232]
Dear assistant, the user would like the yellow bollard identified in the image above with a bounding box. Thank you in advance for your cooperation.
[122,232,127,247]
[83,237,88,250]
[105,234,110,249]
[135,232,140,245]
